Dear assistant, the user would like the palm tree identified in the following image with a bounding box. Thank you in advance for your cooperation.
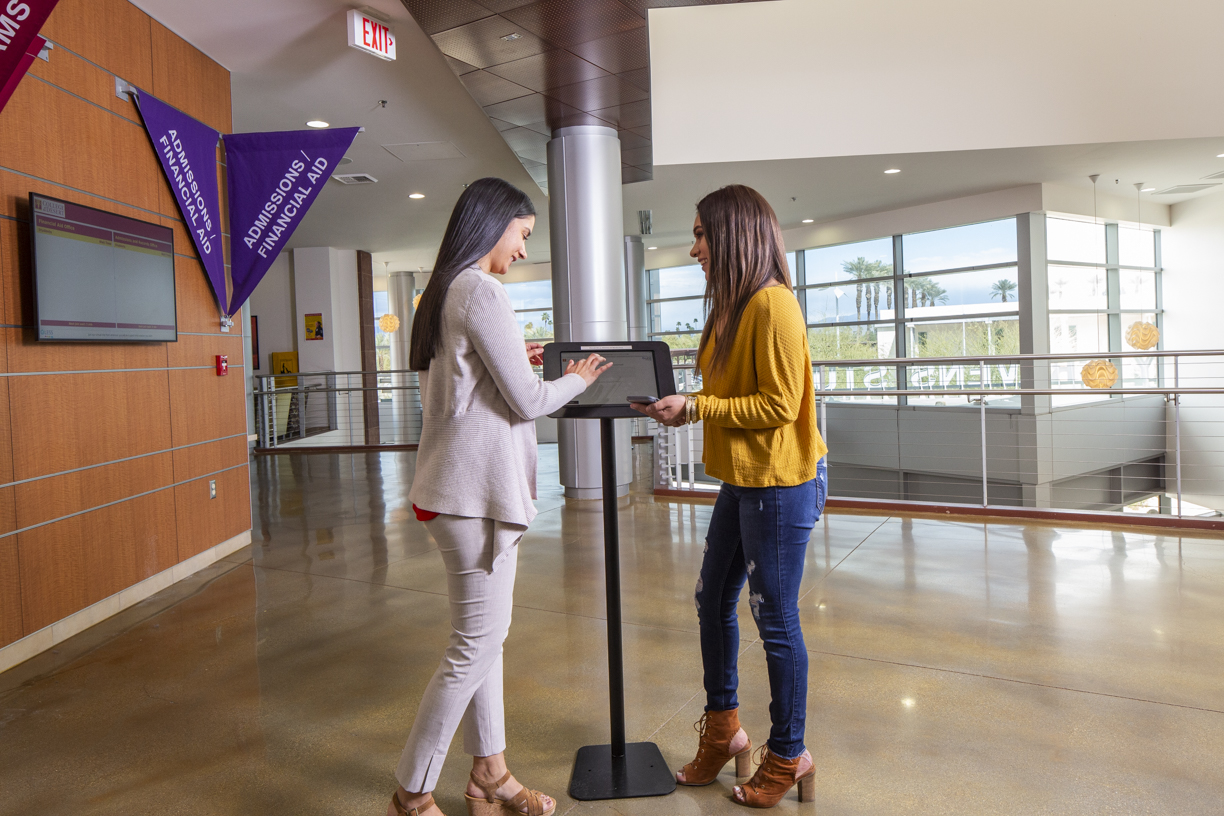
[841,257,891,320]
[990,278,1018,303]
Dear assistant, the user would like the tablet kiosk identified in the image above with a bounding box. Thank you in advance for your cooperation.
[542,341,675,419]
[541,340,678,801]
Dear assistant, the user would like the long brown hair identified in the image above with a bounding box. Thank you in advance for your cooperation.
[695,185,791,376]
[409,178,535,370]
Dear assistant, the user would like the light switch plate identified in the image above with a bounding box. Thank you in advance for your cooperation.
[209,480,216,499]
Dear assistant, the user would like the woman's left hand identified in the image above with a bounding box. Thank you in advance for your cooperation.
[525,342,544,366]
[632,394,687,426]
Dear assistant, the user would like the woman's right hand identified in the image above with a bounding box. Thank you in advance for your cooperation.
[565,354,613,386]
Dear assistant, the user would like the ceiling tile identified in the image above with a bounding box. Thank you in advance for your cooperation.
[619,67,651,92]
[400,0,493,35]
[489,117,518,131]
[619,0,736,14]
[527,164,550,183]
[501,127,551,162]
[484,92,580,127]
[620,145,653,166]
[432,15,551,68]
[486,49,610,93]
[622,165,652,184]
[592,98,652,129]
[548,74,648,112]
[500,0,644,49]
[445,55,480,75]
[460,70,535,106]
[629,124,651,140]
[616,129,650,150]
[570,27,649,74]
[382,142,468,161]
[476,0,538,11]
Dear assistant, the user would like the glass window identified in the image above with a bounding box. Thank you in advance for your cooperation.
[1047,217,1105,264]
[373,290,392,372]
[1047,265,1107,311]
[504,279,553,311]
[504,280,554,342]
[904,267,1019,315]
[1121,312,1159,388]
[902,219,1017,273]
[655,297,706,335]
[906,316,1020,359]
[805,281,894,324]
[803,238,892,285]
[650,264,705,299]
[1049,313,1108,355]
[808,324,896,361]
[1118,227,1156,268]
[1118,269,1156,310]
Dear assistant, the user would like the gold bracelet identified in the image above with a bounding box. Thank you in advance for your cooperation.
[686,394,696,425]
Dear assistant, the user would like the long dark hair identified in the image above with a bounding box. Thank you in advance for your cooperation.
[695,185,791,377]
[409,178,536,370]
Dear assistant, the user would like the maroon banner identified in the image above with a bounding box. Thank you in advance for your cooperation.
[0,0,60,115]
[0,33,43,114]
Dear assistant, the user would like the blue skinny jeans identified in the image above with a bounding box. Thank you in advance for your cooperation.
[695,458,827,759]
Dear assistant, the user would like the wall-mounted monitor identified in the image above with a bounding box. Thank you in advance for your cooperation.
[30,193,178,342]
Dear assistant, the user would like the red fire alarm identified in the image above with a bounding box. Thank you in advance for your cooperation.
[215,355,229,376]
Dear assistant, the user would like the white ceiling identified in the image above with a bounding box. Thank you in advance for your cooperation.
[129,0,548,273]
[131,0,1224,276]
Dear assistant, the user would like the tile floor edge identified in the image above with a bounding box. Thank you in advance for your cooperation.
[0,529,253,676]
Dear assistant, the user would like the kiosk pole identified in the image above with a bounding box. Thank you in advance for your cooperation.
[567,418,676,801]
[600,416,627,756]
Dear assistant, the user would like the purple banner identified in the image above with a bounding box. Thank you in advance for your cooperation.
[224,127,359,314]
[0,0,59,115]
[133,90,225,308]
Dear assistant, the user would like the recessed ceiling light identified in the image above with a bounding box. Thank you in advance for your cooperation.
[1141,187,1155,192]
[647,246,657,250]
[802,219,814,224]
[1218,153,1224,158]
[306,120,329,128]
[884,168,901,174]
[408,193,425,199]
[500,32,522,41]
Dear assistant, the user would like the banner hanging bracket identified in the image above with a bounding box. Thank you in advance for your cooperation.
[220,314,233,333]
[37,41,54,62]
[115,77,137,100]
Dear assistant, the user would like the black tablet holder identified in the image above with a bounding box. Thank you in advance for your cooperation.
[541,341,678,801]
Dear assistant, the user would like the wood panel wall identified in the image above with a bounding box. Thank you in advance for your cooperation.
[0,0,250,648]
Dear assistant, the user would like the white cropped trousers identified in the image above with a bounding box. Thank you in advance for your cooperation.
[396,514,519,793]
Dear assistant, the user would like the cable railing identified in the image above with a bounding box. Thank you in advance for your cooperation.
[253,369,422,449]
[655,349,1224,527]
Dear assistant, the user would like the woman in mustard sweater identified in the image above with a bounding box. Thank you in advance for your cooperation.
[634,185,828,809]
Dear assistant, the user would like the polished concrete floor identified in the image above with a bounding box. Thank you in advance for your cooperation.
[2,444,1223,815]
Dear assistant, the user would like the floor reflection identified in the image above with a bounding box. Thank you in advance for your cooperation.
[1,445,1222,815]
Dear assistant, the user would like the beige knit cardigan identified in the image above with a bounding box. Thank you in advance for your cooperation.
[408,266,586,569]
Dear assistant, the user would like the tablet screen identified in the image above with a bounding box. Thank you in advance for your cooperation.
[561,348,659,406]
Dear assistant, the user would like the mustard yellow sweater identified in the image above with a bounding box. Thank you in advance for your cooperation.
[693,285,827,487]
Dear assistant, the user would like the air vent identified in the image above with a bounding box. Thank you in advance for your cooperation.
[1152,183,1219,195]
[1201,170,1224,180]
[332,173,378,185]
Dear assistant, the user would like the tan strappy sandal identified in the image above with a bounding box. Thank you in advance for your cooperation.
[464,769,555,816]
[391,789,444,816]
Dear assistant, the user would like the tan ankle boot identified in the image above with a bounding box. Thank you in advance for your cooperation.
[677,708,752,786]
[733,746,815,808]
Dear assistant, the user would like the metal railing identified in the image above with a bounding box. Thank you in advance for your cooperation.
[654,349,1224,522]
[254,368,422,449]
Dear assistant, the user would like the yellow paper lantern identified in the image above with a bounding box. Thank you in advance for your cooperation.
[378,313,400,333]
[413,293,423,310]
[1125,321,1160,351]
[1081,359,1118,389]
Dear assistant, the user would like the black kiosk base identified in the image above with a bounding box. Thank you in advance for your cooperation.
[567,417,676,801]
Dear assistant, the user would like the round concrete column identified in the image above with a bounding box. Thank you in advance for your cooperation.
[547,125,632,499]
[387,270,421,444]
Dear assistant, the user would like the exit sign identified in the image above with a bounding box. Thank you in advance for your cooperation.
[347,10,395,61]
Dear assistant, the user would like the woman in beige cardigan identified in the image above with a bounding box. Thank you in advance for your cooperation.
[386,178,609,816]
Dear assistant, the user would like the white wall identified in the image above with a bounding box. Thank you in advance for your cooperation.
[246,251,295,374]
[650,0,1224,165]
[1160,190,1224,511]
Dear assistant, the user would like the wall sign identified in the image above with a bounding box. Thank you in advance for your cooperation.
[347,9,395,61]
[304,313,324,341]
[0,0,61,115]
